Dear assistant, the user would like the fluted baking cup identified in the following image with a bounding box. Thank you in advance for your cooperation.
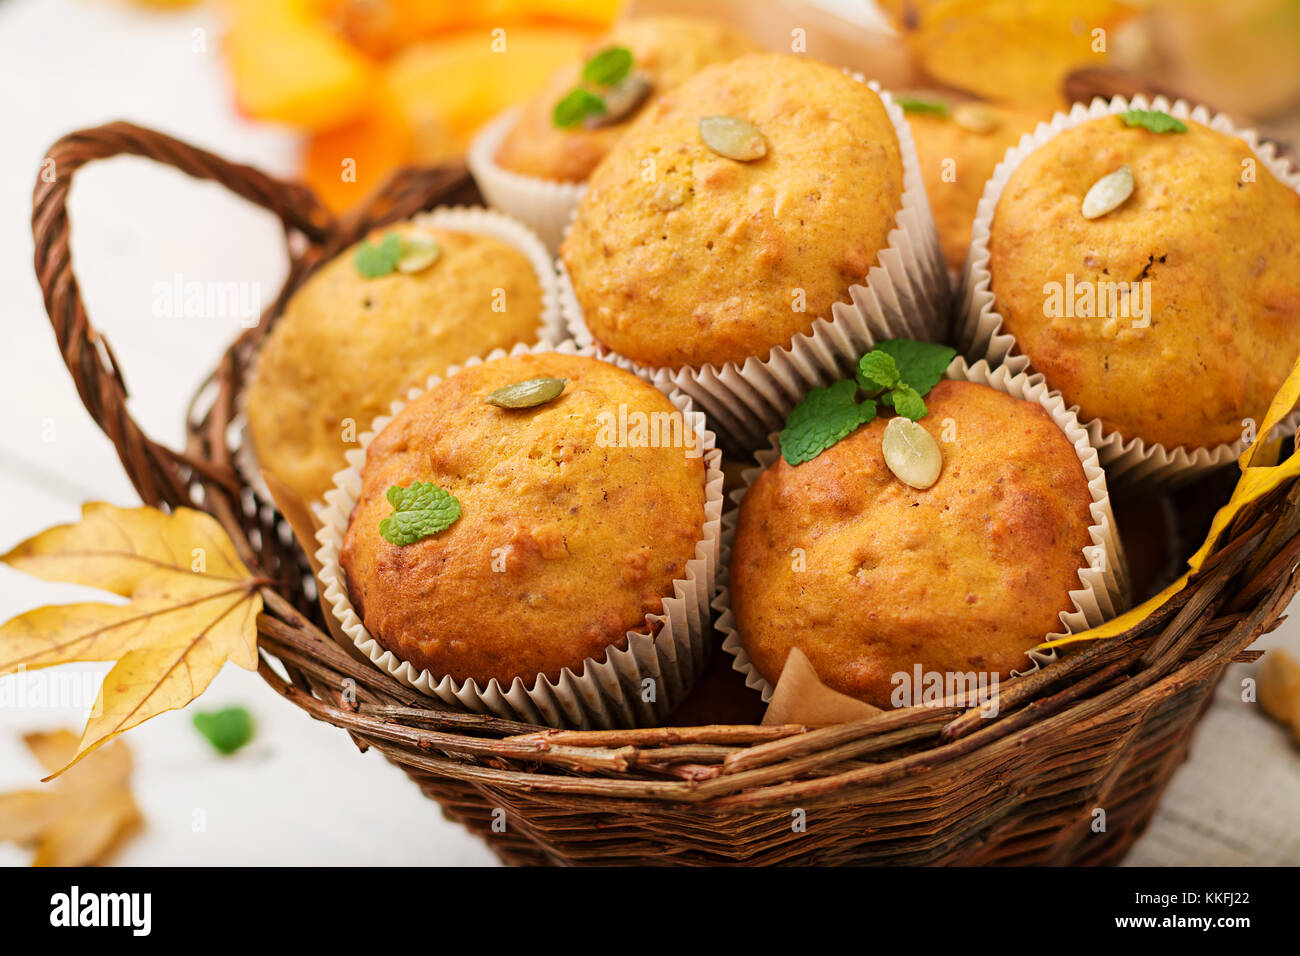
[957,94,1300,489]
[235,205,567,510]
[560,77,950,453]
[315,338,724,729]
[468,107,588,253]
[715,356,1129,705]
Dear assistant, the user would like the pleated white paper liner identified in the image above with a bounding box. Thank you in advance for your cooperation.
[715,357,1131,704]
[234,205,569,511]
[559,77,950,454]
[467,107,588,254]
[314,338,725,729]
[957,94,1300,489]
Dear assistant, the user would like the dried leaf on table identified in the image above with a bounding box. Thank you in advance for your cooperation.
[1258,649,1300,745]
[0,503,262,778]
[0,730,141,866]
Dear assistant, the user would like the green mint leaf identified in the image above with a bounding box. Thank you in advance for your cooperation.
[583,46,634,87]
[553,89,606,128]
[1119,109,1187,134]
[380,481,461,546]
[193,707,254,755]
[856,351,901,393]
[895,95,949,117]
[354,232,403,278]
[874,339,957,396]
[886,384,927,421]
[780,380,877,466]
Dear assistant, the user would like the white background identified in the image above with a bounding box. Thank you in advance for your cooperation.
[0,0,1296,866]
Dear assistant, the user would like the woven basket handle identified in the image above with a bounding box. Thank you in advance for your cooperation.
[31,121,337,508]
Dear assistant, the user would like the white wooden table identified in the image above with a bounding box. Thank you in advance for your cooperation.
[0,0,1295,866]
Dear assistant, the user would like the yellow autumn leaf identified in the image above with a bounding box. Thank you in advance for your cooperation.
[0,730,141,866]
[1039,428,1300,651]
[0,503,262,777]
[888,0,1134,108]
[1038,351,1300,651]
[1243,352,1300,469]
[1037,570,1191,651]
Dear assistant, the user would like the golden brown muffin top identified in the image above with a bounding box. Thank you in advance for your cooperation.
[989,115,1300,450]
[340,352,707,686]
[246,224,544,506]
[730,380,1093,709]
[562,52,905,370]
[494,16,760,183]
[906,101,1047,272]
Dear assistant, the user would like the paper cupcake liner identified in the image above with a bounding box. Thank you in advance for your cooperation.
[314,338,725,729]
[467,107,588,254]
[234,205,568,511]
[957,94,1300,489]
[715,356,1130,704]
[560,77,950,453]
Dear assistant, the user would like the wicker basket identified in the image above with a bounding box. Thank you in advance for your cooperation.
[30,121,1300,866]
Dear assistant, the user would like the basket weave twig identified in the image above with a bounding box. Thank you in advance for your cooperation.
[30,120,1299,866]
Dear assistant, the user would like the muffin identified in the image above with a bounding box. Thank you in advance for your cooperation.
[336,351,709,690]
[904,99,1047,272]
[494,16,760,183]
[246,213,556,505]
[562,52,907,371]
[981,108,1300,455]
[727,379,1098,709]
[468,17,759,250]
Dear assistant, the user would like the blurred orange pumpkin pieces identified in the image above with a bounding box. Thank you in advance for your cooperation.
[302,86,411,213]
[219,0,615,209]
[317,0,620,59]
[304,27,595,210]
[222,0,377,132]
[880,0,1137,107]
